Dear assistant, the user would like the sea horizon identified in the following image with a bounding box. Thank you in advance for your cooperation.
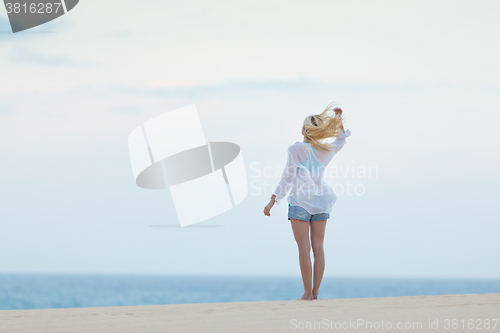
[1,273,499,311]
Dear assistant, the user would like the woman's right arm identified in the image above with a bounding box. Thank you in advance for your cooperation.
[271,145,301,205]
[264,145,301,216]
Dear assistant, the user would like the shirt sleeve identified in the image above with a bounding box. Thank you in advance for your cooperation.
[272,145,302,205]
[330,128,351,151]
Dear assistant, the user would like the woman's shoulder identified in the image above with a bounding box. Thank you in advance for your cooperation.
[287,142,310,159]
[290,142,310,150]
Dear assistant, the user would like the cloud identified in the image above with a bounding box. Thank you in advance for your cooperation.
[9,47,98,67]
[1,78,498,181]
[105,79,427,100]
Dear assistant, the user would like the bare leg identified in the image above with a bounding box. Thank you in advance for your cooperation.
[290,219,313,300]
[310,220,327,299]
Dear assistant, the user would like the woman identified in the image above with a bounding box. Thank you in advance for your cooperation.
[263,103,351,300]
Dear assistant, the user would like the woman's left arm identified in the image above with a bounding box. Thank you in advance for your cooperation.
[330,128,351,152]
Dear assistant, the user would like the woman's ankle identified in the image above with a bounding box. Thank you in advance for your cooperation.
[299,291,314,300]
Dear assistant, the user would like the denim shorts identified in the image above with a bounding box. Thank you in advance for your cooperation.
[288,204,330,222]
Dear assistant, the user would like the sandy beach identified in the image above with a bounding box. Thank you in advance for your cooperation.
[1,293,498,333]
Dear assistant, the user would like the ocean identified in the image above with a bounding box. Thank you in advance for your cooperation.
[0,274,499,310]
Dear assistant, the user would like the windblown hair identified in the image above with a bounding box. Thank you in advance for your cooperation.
[303,102,344,153]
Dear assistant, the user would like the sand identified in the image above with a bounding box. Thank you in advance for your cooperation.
[1,293,499,332]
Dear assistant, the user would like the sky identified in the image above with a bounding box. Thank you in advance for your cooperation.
[0,0,499,278]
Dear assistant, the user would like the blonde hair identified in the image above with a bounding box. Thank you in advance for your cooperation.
[303,102,344,153]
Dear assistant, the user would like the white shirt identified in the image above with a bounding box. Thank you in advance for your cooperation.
[272,129,352,214]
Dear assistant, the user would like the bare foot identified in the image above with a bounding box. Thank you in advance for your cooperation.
[312,290,318,299]
[297,292,314,300]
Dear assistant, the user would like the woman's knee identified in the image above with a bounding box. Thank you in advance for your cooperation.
[311,242,324,255]
[297,242,311,254]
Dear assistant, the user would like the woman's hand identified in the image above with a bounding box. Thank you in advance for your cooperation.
[263,195,276,216]
[334,107,344,131]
